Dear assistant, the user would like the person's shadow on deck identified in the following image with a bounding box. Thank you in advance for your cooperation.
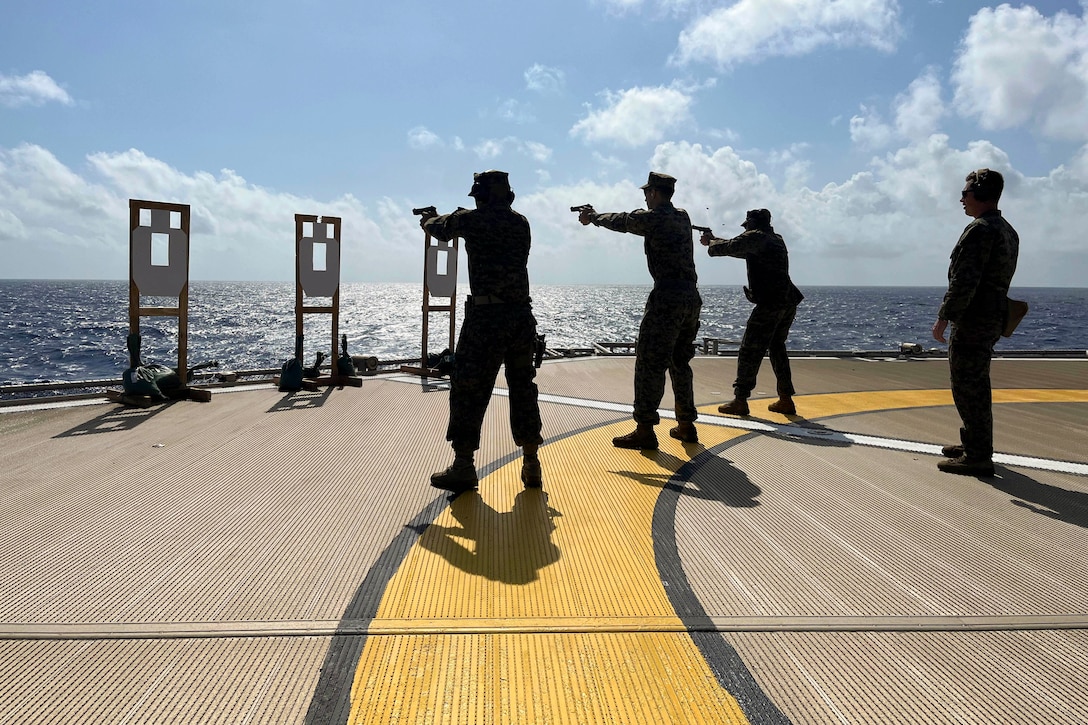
[989,467,1088,529]
[765,416,852,448]
[416,489,561,584]
[613,449,762,508]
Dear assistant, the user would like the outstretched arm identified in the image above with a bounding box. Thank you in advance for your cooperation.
[421,208,467,242]
[706,229,761,258]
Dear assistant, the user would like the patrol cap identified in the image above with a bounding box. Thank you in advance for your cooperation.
[742,208,771,228]
[965,167,1003,200]
[639,172,676,192]
[469,169,511,197]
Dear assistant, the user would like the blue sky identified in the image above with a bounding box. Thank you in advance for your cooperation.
[2,0,1088,287]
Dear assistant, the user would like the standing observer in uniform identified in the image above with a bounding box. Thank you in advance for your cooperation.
[577,171,702,449]
[932,168,1019,477]
[700,209,804,416]
[419,170,544,494]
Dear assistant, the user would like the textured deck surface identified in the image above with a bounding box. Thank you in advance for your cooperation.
[1,356,1086,724]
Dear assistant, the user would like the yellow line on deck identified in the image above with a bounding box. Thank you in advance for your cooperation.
[736,388,1088,420]
[347,421,752,724]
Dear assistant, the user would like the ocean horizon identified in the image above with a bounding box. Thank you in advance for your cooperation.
[1,280,1085,386]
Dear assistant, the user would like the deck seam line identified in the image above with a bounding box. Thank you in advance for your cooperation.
[4,614,1087,640]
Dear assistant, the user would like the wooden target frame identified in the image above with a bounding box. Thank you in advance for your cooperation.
[109,198,210,405]
[400,225,459,377]
[275,213,361,390]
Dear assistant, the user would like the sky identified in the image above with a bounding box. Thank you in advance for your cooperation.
[2,0,1088,288]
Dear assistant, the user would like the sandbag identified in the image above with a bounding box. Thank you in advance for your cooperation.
[122,364,178,400]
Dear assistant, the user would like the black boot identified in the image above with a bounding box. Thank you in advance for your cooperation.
[768,396,796,415]
[669,421,698,443]
[521,445,543,488]
[937,456,994,477]
[613,423,658,450]
[718,398,749,416]
[430,453,478,493]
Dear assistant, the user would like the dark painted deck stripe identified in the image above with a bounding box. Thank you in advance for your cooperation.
[653,434,794,725]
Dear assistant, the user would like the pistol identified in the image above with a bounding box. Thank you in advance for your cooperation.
[412,205,437,217]
[570,204,595,213]
[534,334,546,369]
[692,225,713,234]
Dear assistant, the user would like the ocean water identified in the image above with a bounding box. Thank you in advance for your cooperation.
[0,280,1085,386]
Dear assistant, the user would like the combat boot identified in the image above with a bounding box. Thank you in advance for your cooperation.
[941,444,965,458]
[937,455,995,477]
[613,424,658,450]
[718,398,749,416]
[767,396,796,415]
[521,457,543,488]
[430,457,478,494]
[669,421,698,443]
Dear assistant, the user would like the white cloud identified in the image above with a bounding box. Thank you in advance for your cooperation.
[407,126,442,149]
[571,85,694,147]
[474,139,504,159]
[705,126,741,145]
[0,144,419,282]
[524,141,552,163]
[406,125,443,149]
[595,0,645,15]
[0,208,26,241]
[850,105,895,150]
[408,127,469,153]
[672,0,901,69]
[472,137,553,163]
[765,143,813,191]
[893,68,944,140]
[952,4,1088,141]
[0,144,136,279]
[850,68,945,150]
[0,70,74,108]
[4,137,1088,287]
[524,64,565,94]
[518,136,1088,287]
[590,152,627,174]
[496,98,536,124]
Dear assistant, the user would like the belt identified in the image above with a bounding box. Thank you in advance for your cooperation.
[653,279,698,292]
[467,294,505,306]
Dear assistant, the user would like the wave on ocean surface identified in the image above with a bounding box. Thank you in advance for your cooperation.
[0,280,1085,385]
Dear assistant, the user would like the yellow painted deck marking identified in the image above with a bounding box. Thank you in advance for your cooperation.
[727,388,1088,421]
[347,387,1087,723]
[348,422,752,724]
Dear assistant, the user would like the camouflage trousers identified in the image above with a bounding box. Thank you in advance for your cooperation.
[948,323,1002,461]
[734,303,797,399]
[447,304,543,453]
[632,289,702,425]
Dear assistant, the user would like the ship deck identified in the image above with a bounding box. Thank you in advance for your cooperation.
[1,354,1087,724]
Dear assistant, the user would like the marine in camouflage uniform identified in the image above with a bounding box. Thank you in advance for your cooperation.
[701,209,804,416]
[422,170,544,493]
[579,172,702,449]
[932,168,1019,476]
